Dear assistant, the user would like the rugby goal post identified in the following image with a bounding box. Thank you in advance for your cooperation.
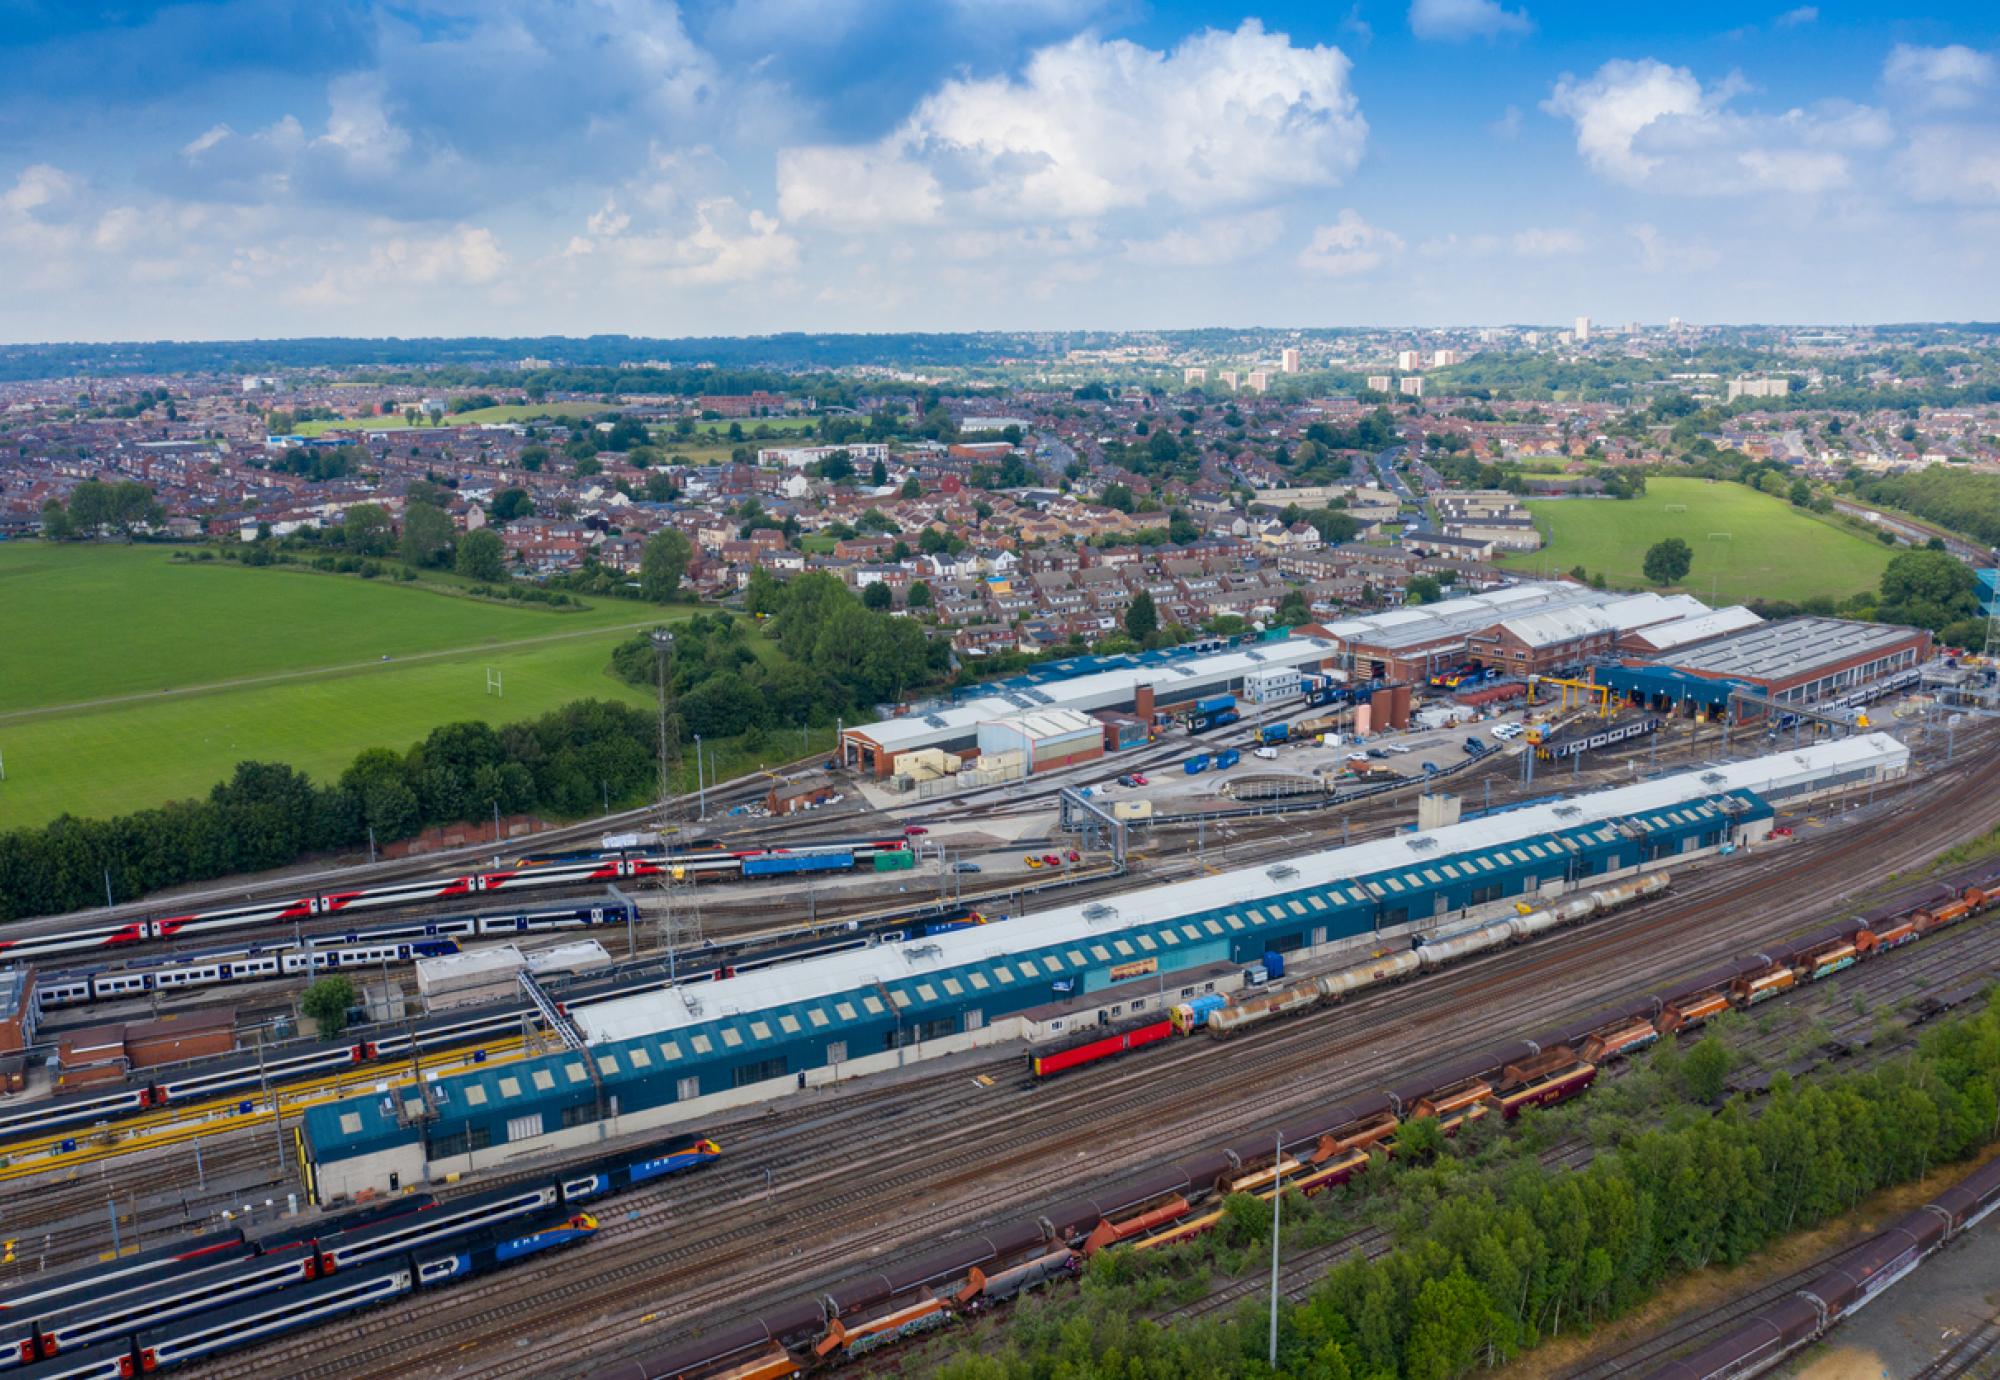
[487,668,504,698]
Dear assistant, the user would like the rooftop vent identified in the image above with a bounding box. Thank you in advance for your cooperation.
[1553,804,1583,819]
[1407,836,1438,851]
[1266,864,1300,882]
[1082,903,1119,923]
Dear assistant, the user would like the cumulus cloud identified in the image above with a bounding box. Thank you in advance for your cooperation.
[1408,0,1532,43]
[1884,44,1996,112]
[1543,58,1890,194]
[778,21,1365,224]
[775,145,942,228]
[1297,210,1402,276]
[1899,125,2000,203]
[1123,209,1283,266]
[1774,7,1818,28]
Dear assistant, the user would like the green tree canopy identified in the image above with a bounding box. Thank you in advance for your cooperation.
[455,527,507,581]
[640,528,693,603]
[1125,589,1160,644]
[1877,548,1980,632]
[1643,537,1694,586]
[301,975,356,1038]
[399,501,456,568]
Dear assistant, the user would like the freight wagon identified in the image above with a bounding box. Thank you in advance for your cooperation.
[1028,1019,1173,1079]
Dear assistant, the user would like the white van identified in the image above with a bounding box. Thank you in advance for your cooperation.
[1254,746,1279,760]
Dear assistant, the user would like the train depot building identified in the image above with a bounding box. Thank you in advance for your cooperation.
[303,735,1908,1199]
[838,636,1337,778]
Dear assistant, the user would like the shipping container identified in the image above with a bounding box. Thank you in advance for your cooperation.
[1187,709,1240,735]
[742,850,855,877]
[871,850,916,872]
[1184,755,1211,775]
[1215,749,1241,770]
[1195,694,1237,715]
[1259,723,1290,744]
[1111,800,1154,821]
[1262,951,1286,980]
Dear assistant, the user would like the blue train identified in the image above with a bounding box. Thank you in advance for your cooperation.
[1,1134,719,1377]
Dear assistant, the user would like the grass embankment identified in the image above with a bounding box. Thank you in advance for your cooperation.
[1498,477,1893,604]
[0,545,682,824]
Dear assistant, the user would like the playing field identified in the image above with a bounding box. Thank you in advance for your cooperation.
[1496,478,1894,604]
[0,545,678,824]
[292,402,606,435]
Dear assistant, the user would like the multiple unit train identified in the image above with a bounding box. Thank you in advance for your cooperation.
[1648,1149,2000,1379]
[31,898,638,1013]
[611,865,2000,1380]
[1,905,993,1147]
[1532,715,1665,762]
[0,840,912,963]
[1,1135,718,1379]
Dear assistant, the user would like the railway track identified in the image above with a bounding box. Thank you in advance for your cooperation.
[176,743,2000,1378]
[1159,903,2000,1340]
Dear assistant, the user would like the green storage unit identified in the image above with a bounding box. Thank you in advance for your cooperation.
[874,850,917,872]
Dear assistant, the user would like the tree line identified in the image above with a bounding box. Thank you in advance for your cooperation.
[936,995,2000,1379]
[607,578,951,741]
[0,701,658,922]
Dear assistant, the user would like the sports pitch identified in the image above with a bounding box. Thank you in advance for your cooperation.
[1496,477,1894,604]
[0,545,676,825]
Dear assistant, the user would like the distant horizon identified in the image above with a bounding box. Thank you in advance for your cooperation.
[4,320,1998,354]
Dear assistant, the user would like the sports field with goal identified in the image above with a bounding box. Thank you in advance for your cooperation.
[0,545,681,825]
[1497,477,1894,604]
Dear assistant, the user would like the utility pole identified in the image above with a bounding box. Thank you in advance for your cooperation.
[694,733,706,822]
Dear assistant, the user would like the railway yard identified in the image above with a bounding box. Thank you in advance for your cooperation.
[1,678,1998,1379]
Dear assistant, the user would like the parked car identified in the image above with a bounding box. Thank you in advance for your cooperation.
[1024,854,1043,868]
[953,861,983,873]
[1117,775,1138,787]
[1131,774,1149,785]
[1367,748,1386,759]
[1042,853,1062,867]
[1066,849,1081,863]
[903,824,929,835]
[1254,746,1278,760]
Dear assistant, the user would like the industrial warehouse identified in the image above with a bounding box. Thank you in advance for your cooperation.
[837,636,1338,777]
[301,735,1909,1198]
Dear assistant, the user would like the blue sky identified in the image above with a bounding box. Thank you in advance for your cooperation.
[0,0,1995,341]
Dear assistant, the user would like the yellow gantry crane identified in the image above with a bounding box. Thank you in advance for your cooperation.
[1529,674,1615,718]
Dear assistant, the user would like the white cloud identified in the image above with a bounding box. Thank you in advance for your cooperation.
[317,72,413,176]
[1490,105,1523,139]
[1544,58,1890,194]
[1899,125,2000,203]
[1408,0,1532,43]
[1297,209,1402,276]
[777,20,1365,225]
[776,145,941,228]
[1123,209,1283,266]
[1884,44,1996,112]
[3,164,76,216]
[1774,6,1818,28]
[181,124,232,158]
[1510,226,1583,256]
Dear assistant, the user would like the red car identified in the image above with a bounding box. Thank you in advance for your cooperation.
[1772,826,1794,837]
[1043,853,1062,867]
[1066,850,1081,863]
[1131,774,1149,785]
[903,825,929,836]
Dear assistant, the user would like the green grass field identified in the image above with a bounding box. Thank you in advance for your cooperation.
[293,402,607,435]
[1497,477,1894,603]
[0,545,683,824]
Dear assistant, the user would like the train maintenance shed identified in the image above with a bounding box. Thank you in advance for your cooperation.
[840,636,1336,777]
[1645,617,1931,705]
[301,735,1908,1199]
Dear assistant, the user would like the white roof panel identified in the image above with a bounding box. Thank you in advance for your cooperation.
[572,735,1906,1047]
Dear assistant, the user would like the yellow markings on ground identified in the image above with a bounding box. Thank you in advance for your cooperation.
[0,1036,532,1181]
[973,1074,996,1088]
